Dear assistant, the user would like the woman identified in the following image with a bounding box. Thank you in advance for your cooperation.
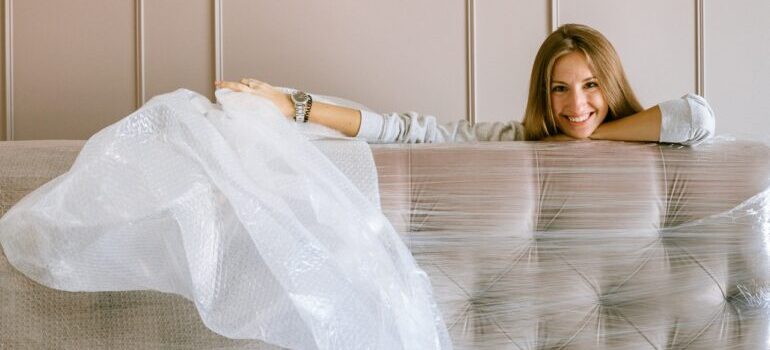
[217,24,715,146]
[0,24,714,350]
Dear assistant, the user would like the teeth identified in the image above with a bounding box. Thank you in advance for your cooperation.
[567,112,592,122]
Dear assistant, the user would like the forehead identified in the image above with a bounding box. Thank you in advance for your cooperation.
[552,51,594,82]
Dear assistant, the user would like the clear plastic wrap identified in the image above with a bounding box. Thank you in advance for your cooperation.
[0,89,451,350]
[372,140,770,349]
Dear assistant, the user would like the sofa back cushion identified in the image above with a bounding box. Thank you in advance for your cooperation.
[370,141,770,349]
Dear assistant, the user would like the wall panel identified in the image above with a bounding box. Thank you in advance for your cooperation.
[1,1,5,141]
[223,0,467,122]
[559,0,696,108]
[0,1,766,140]
[11,0,136,140]
[475,0,550,123]
[145,0,214,101]
[706,0,770,138]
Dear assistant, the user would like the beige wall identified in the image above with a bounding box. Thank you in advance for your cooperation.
[2,0,768,140]
[145,0,214,102]
[559,0,696,107]
[706,0,770,140]
[11,0,137,140]
[2,0,215,140]
[475,1,550,123]
[223,0,467,121]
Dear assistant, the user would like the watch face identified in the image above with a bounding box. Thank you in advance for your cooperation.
[292,92,309,104]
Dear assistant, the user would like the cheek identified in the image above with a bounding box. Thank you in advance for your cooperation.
[550,95,563,114]
[590,93,609,115]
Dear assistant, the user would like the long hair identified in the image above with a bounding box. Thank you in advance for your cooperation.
[522,24,643,140]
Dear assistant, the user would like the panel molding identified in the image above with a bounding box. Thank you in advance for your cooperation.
[466,0,476,124]
[4,0,12,140]
[135,0,145,107]
[214,0,223,82]
[551,0,559,32]
[695,0,704,96]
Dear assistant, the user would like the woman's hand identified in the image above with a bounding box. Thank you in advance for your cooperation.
[214,79,294,118]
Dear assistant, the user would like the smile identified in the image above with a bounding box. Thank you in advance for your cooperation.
[563,112,594,125]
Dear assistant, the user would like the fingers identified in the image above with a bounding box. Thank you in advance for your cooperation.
[213,79,293,117]
[214,78,279,101]
[240,78,274,92]
[214,80,253,93]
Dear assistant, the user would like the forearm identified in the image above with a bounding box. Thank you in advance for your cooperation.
[307,101,362,137]
[215,79,363,137]
[589,105,661,142]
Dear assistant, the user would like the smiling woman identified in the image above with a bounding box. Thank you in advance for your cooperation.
[217,24,715,146]
[523,23,658,142]
[548,51,611,139]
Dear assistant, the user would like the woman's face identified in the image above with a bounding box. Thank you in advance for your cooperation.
[550,51,609,139]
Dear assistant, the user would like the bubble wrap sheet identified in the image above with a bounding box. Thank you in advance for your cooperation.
[0,89,451,350]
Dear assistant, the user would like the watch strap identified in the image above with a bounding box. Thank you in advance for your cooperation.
[302,95,313,123]
[292,91,312,123]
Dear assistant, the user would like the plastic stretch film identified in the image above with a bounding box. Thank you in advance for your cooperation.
[0,89,451,350]
[372,139,770,349]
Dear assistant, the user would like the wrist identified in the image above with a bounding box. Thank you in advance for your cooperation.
[588,123,606,140]
[288,91,314,122]
[278,93,294,118]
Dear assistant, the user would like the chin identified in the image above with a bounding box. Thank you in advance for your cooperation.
[572,132,593,139]
[560,129,594,140]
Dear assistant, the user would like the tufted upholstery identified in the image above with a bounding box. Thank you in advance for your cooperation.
[374,140,770,349]
[2,140,770,349]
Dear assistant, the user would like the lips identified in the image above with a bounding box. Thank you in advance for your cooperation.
[562,111,595,126]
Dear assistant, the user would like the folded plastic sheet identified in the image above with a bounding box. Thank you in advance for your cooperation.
[0,89,452,350]
[371,139,770,349]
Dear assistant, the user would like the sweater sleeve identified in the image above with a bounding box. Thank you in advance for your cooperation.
[658,93,716,146]
[355,94,715,145]
[355,110,525,143]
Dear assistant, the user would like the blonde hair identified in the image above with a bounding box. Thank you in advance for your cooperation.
[522,24,643,140]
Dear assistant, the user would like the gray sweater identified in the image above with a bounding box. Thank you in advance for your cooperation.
[356,93,715,146]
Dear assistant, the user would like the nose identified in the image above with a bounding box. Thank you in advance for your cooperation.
[567,89,588,110]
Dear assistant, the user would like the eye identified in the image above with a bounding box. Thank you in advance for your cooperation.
[551,85,566,93]
[585,81,599,89]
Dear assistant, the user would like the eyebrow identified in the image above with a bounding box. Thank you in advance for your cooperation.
[551,77,597,85]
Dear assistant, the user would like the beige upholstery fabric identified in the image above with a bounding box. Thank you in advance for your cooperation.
[0,141,276,349]
[374,141,770,349]
[2,140,770,349]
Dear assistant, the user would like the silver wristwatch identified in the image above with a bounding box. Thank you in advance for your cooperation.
[290,91,313,123]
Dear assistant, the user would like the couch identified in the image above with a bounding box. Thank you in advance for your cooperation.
[2,139,770,349]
